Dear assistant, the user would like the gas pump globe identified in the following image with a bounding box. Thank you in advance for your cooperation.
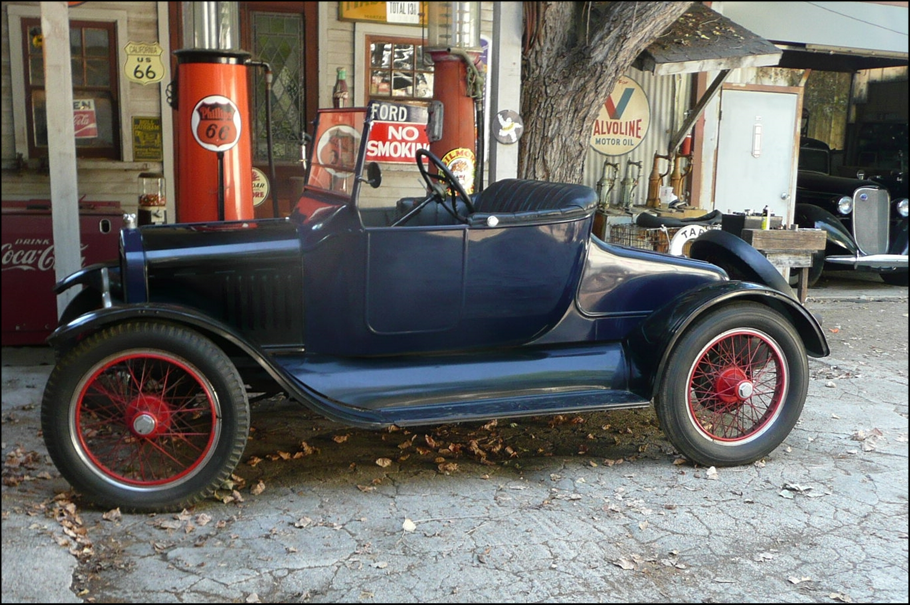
[171,2,254,223]
[426,2,481,50]
[425,2,483,195]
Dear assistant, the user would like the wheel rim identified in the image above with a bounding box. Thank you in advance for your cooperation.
[71,350,221,489]
[686,329,788,445]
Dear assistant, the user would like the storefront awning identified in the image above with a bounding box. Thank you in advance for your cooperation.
[634,2,782,76]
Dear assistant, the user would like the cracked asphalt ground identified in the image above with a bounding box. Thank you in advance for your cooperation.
[3,274,907,603]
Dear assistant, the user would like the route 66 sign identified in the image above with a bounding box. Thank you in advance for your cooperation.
[191,95,242,153]
[124,41,165,85]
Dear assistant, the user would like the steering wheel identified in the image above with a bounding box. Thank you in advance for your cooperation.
[416,148,475,218]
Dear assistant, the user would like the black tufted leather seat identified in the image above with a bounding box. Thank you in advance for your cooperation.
[468,179,597,226]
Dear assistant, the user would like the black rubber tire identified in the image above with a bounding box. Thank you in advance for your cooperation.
[880,271,909,287]
[654,302,808,467]
[41,321,250,513]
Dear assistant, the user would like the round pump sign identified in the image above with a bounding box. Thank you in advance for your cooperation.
[589,76,650,156]
[191,95,242,153]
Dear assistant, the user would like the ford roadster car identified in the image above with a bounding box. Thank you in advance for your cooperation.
[42,103,829,512]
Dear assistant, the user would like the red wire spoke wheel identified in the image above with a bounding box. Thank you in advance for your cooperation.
[686,329,787,444]
[655,303,808,467]
[73,351,220,487]
[42,322,249,513]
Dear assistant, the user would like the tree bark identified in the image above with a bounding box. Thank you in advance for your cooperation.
[519,1,693,183]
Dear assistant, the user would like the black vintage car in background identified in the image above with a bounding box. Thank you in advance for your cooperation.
[794,137,908,286]
[40,103,829,513]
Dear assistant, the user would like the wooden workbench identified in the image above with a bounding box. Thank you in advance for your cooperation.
[741,228,827,303]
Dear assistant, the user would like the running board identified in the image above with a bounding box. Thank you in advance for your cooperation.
[268,343,650,428]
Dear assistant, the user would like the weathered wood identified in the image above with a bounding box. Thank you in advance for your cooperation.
[741,228,827,251]
[762,252,814,270]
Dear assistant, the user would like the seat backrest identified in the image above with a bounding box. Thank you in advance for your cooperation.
[469,179,597,226]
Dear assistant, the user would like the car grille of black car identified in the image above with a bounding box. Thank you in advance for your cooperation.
[852,187,890,255]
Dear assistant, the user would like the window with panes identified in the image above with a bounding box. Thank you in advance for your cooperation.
[366,36,434,103]
[22,18,121,160]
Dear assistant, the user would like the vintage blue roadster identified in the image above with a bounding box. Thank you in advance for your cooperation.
[42,104,829,512]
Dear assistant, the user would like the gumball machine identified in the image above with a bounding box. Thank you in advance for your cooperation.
[138,172,167,225]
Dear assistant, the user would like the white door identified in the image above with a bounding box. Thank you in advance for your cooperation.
[714,87,801,223]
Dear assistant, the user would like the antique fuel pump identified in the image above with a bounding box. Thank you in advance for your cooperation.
[620,160,643,211]
[425,2,484,195]
[170,2,256,223]
[646,153,671,209]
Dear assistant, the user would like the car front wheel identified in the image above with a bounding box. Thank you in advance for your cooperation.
[654,303,808,466]
[41,321,250,513]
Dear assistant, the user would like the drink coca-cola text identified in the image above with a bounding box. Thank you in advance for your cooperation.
[1,239,88,272]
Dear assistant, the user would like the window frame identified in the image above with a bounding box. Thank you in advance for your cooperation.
[21,17,121,160]
[364,35,434,104]
[7,5,132,162]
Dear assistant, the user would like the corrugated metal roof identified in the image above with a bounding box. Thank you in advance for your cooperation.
[634,2,782,75]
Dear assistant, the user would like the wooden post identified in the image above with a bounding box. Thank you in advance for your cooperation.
[41,2,81,318]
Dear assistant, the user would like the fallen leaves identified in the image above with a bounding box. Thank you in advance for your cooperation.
[2,447,45,486]
[851,428,885,452]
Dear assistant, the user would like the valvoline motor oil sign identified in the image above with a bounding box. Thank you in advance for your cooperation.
[590,76,651,156]
[366,102,430,163]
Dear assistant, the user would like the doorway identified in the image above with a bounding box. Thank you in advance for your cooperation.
[714,85,803,224]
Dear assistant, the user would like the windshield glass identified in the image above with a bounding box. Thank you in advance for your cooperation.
[306,108,368,197]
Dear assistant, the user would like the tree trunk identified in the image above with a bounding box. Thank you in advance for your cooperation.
[519,1,692,183]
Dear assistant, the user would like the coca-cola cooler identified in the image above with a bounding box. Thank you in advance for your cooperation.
[1,200,123,345]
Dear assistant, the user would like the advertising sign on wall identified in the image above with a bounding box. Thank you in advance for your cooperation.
[589,76,651,156]
[339,2,426,25]
[72,99,98,139]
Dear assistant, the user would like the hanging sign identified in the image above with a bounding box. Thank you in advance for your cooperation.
[590,75,651,156]
[191,95,242,153]
[366,102,430,164]
[252,168,270,207]
[124,41,165,85]
[132,116,162,161]
[339,2,427,25]
[492,110,523,145]
[73,99,98,139]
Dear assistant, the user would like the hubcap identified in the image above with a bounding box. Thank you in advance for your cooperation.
[132,413,157,436]
[125,394,173,439]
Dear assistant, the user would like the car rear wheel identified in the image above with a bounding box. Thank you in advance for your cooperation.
[41,321,250,513]
[654,303,808,466]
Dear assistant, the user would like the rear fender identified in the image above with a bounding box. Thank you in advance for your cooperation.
[688,230,796,299]
[625,281,829,399]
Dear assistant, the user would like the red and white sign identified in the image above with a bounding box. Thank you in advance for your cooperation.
[590,76,650,156]
[191,95,242,153]
[73,99,98,139]
[366,122,429,163]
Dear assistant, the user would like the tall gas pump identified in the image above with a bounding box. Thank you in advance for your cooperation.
[171,2,254,223]
[425,2,484,195]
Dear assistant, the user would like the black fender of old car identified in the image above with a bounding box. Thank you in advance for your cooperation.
[795,202,860,256]
[625,280,829,399]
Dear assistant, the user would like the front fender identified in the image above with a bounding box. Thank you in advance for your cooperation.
[625,281,829,400]
[795,203,857,255]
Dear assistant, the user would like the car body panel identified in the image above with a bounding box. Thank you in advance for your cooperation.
[50,102,828,428]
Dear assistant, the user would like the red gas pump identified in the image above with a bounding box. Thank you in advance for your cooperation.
[173,49,254,223]
[426,2,484,195]
[169,3,265,223]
